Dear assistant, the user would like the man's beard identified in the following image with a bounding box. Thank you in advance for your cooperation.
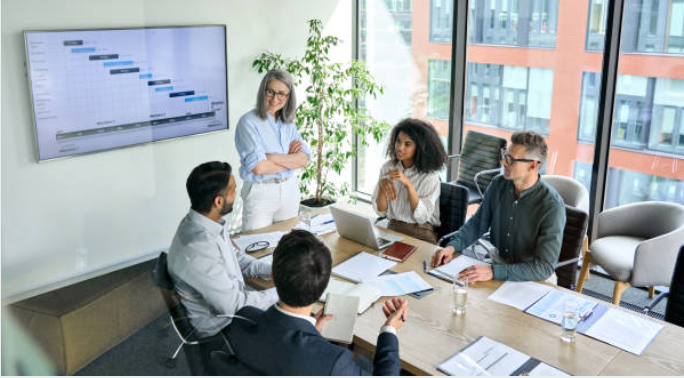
[220,201,234,216]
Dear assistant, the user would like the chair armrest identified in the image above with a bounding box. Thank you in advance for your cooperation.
[555,257,580,269]
[474,168,502,197]
[632,226,684,287]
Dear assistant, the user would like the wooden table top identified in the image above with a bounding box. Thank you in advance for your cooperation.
[239,207,684,376]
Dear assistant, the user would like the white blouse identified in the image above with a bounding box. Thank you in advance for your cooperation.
[371,160,441,226]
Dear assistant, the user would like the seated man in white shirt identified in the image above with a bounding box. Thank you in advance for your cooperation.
[167,161,278,338]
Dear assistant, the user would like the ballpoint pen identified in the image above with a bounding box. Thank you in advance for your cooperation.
[423,260,428,272]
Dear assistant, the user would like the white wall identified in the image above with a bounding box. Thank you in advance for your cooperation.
[1,0,352,303]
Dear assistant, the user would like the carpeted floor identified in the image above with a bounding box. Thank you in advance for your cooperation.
[75,272,669,375]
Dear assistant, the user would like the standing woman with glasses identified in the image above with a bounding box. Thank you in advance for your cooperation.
[372,118,448,243]
[235,70,310,231]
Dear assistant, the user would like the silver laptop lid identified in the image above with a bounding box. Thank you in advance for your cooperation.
[329,206,399,250]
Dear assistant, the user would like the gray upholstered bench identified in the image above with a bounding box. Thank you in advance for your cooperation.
[9,261,165,375]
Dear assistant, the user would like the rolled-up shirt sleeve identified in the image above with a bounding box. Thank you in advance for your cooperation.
[290,125,311,162]
[235,244,272,280]
[235,114,267,176]
[410,173,440,224]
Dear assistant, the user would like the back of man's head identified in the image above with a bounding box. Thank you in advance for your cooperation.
[273,230,332,307]
[186,161,232,214]
[511,131,548,168]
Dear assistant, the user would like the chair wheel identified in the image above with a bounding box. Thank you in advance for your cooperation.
[166,358,176,368]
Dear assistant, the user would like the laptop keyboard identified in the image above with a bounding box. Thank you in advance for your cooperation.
[377,237,391,246]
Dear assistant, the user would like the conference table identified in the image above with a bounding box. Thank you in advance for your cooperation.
[240,206,684,376]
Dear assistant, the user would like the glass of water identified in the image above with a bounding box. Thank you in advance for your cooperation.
[452,276,468,315]
[299,205,312,229]
[561,299,580,343]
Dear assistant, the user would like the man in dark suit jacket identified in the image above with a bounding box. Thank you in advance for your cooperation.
[223,229,408,375]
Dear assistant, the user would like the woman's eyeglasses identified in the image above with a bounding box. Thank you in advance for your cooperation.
[265,88,290,100]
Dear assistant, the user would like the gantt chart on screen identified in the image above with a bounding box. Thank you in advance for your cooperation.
[25,26,228,160]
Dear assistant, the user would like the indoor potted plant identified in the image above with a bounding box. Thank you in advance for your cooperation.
[252,19,389,208]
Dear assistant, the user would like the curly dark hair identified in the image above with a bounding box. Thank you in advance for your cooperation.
[385,118,448,174]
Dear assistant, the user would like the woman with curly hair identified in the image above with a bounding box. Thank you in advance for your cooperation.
[372,118,448,243]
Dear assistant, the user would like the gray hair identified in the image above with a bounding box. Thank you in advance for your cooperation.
[256,70,297,123]
[511,131,548,168]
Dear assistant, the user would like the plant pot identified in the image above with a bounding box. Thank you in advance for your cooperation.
[300,198,336,208]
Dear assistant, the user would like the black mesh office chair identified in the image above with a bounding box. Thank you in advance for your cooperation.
[664,246,684,327]
[452,130,507,205]
[555,205,589,290]
[436,182,469,247]
[151,252,226,375]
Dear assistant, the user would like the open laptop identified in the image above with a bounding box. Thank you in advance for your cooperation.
[329,206,403,250]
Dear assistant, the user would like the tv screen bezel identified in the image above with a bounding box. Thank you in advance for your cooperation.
[23,24,229,162]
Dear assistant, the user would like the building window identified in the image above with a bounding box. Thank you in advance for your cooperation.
[579,72,684,155]
[468,0,558,48]
[587,0,684,55]
[427,59,452,119]
[605,166,684,208]
[430,0,453,43]
[465,62,552,134]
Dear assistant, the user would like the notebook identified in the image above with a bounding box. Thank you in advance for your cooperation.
[380,241,418,262]
[320,293,360,344]
[319,278,382,314]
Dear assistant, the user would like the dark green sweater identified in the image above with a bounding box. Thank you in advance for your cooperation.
[447,175,566,281]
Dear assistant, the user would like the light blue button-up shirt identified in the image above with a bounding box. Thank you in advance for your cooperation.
[235,109,311,183]
[168,209,278,337]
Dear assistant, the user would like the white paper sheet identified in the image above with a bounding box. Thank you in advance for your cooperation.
[365,271,433,296]
[332,252,396,283]
[319,278,356,301]
[321,293,359,344]
[430,255,490,282]
[232,231,285,252]
[583,307,664,355]
[487,281,554,310]
[528,362,570,376]
[437,336,530,376]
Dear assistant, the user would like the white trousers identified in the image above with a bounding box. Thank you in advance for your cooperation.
[241,176,301,232]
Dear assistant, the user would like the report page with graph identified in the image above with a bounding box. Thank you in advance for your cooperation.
[24,25,228,161]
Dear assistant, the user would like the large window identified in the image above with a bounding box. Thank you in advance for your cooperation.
[357,0,450,195]
[356,0,683,228]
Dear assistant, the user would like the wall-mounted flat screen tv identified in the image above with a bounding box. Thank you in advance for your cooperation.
[24,25,228,161]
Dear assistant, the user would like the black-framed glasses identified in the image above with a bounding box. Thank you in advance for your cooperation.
[245,241,270,253]
[265,88,290,100]
[500,149,538,166]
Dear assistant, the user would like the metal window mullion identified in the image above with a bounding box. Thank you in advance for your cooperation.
[588,0,625,241]
[352,0,360,193]
[448,0,469,182]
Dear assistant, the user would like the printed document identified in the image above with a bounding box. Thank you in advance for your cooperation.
[429,255,490,282]
[488,281,554,310]
[232,231,285,252]
[582,307,663,355]
[365,271,433,296]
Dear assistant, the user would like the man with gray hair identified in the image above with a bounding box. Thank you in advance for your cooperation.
[432,131,566,283]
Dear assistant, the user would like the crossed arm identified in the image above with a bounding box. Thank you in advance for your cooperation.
[251,140,308,175]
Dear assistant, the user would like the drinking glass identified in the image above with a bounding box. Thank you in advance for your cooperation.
[452,276,468,315]
[561,299,580,343]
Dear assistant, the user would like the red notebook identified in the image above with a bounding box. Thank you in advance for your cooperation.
[381,241,418,262]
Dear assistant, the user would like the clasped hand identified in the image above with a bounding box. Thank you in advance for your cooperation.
[379,169,409,201]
